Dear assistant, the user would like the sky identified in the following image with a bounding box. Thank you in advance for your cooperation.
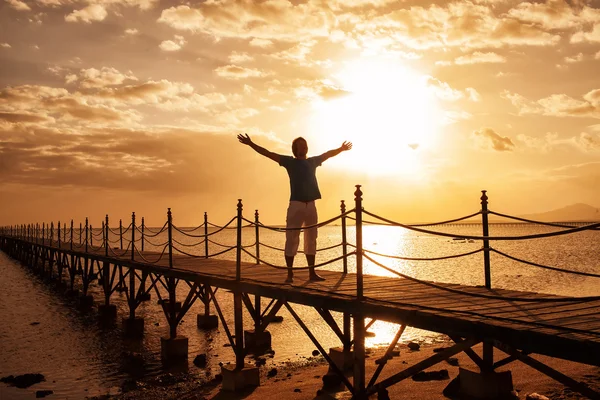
[1,0,599,227]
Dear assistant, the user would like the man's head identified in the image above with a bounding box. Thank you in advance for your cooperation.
[292,137,308,159]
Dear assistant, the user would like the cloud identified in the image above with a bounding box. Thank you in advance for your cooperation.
[159,35,186,51]
[473,128,515,151]
[0,112,53,124]
[596,50,600,60]
[249,38,273,48]
[78,67,138,88]
[571,23,600,43]
[65,4,108,23]
[125,28,139,35]
[157,2,334,42]
[508,0,600,30]
[454,51,507,65]
[518,131,600,153]
[228,51,253,63]
[502,89,600,118]
[1,43,11,48]
[6,0,31,11]
[214,65,270,80]
[564,53,584,63]
[426,77,480,102]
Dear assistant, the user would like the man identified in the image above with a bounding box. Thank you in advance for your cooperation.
[237,133,352,283]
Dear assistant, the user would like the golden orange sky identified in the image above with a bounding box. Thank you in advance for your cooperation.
[1,0,599,227]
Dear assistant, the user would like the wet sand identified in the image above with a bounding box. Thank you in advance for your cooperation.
[101,343,600,400]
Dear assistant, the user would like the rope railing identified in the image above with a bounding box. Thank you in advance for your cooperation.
[136,222,168,237]
[362,209,600,241]
[207,221,252,229]
[258,241,344,253]
[173,223,206,233]
[107,242,132,258]
[134,245,169,264]
[349,243,484,261]
[142,238,170,248]
[172,237,206,248]
[172,217,236,238]
[491,248,600,278]
[488,210,600,230]
[243,209,355,232]
[173,244,236,258]
[347,210,482,227]
[241,248,356,271]
[362,253,600,303]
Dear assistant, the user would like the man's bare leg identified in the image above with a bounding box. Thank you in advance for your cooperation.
[285,255,294,283]
[307,254,325,281]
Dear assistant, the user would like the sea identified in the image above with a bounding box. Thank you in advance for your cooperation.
[1,221,598,399]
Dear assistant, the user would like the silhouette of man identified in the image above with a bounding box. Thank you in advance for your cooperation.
[237,134,352,283]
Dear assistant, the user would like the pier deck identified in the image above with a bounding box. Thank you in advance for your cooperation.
[55,242,600,369]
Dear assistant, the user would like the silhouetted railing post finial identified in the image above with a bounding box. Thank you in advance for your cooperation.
[104,215,109,256]
[141,217,145,252]
[167,208,173,269]
[204,212,208,258]
[236,199,243,281]
[481,190,491,289]
[119,219,123,249]
[131,212,135,261]
[354,185,363,300]
[85,217,88,253]
[341,200,348,274]
[254,209,260,265]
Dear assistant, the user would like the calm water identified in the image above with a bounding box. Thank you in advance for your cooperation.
[1,223,598,398]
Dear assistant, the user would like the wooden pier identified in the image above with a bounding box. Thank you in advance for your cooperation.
[1,187,600,399]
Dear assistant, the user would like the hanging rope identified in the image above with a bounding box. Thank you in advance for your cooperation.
[489,210,600,230]
[362,253,600,302]
[172,217,236,238]
[174,222,206,233]
[174,244,236,258]
[241,248,355,271]
[347,211,482,227]
[491,248,600,278]
[258,241,343,253]
[136,221,168,237]
[362,209,600,241]
[134,245,168,264]
[348,243,484,261]
[243,209,355,232]
[172,237,207,248]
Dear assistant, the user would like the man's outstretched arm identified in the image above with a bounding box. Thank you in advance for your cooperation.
[320,141,353,162]
[237,133,280,163]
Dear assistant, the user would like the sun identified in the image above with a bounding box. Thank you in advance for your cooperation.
[309,59,442,178]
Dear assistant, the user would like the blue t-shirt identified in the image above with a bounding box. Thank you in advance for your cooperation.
[278,155,323,202]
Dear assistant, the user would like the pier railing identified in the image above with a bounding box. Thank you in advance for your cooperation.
[2,186,600,302]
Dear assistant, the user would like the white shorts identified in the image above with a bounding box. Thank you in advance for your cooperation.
[284,201,318,257]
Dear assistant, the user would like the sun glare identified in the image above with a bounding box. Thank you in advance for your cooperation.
[310,59,441,178]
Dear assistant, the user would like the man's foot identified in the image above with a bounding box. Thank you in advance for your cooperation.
[309,272,325,282]
[285,274,294,283]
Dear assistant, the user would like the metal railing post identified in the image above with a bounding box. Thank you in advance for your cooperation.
[236,199,243,280]
[42,222,45,246]
[141,217,145,252]
[85,217,88,253]
[63,222,66,244]
[354,185,363,300]
[167,209,173,268]
[131,212,135,261]
[57,221,61,248]
[90,225,93,247]
[50,222,53,246]
[70,220,73,250]
[254,209,260,265]
[341,200,347,274]
[101,221,105,250]
[105,215,109,257]
[119,219,123,249]
[204,212,209,258]
[481,190,491,289]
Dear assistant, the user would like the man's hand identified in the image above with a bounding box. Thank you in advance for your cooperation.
[237,133,253,145]
[341,141,352,151]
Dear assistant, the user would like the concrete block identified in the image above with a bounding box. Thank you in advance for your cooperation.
[161,336,188,364]
[161,301,182,313]
[459,367,513,400]
[98,304,117,320]
[78,294,94,309]
[221,364,260,392]
[244,330,271,352]
[123,317,144,338]
[197,314,218,329]
[328,347,354,372]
